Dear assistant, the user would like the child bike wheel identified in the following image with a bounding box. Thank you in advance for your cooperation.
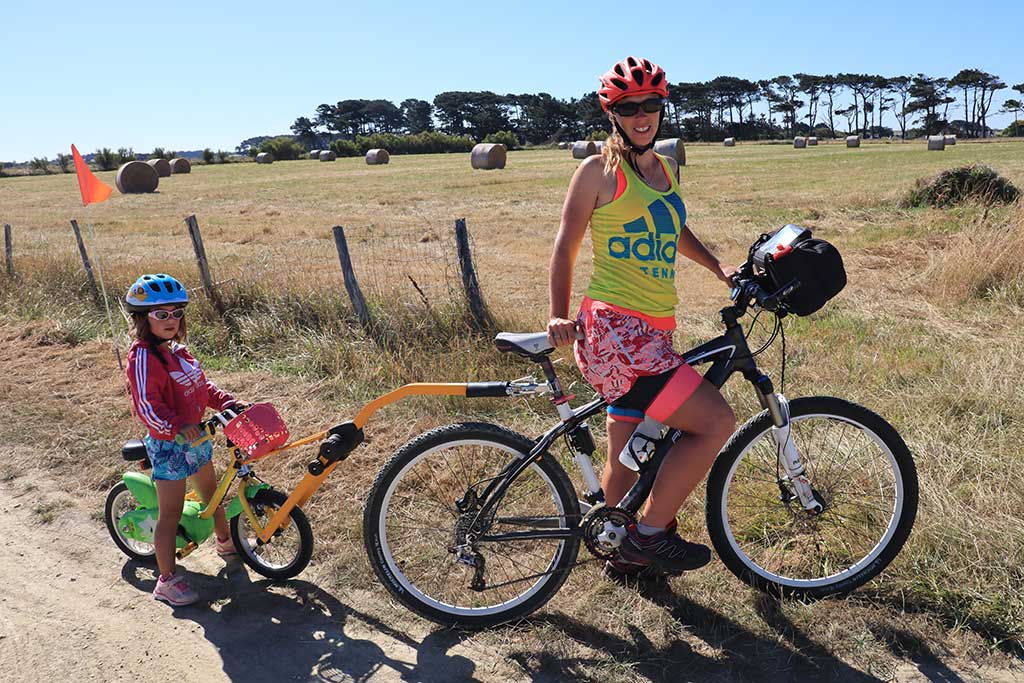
[364,422,581,629]
[705,396,918,599]
[104,481,157,562]
[230,489,313,580]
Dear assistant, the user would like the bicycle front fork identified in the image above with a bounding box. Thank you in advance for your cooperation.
[763,393,824,515]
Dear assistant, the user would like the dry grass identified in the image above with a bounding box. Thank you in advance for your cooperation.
[2,140,1024,678]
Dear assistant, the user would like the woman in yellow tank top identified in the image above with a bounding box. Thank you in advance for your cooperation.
[547,57,738,580]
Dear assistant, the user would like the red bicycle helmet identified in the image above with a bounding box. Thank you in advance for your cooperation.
[597,56,669,111]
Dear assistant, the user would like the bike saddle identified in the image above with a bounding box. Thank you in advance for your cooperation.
[494,332,554,358]
[121,440,149,461]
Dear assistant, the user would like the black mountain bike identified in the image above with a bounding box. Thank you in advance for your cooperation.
[363,267,918,628]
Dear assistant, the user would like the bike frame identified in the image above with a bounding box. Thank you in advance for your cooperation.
[471,303,799,545]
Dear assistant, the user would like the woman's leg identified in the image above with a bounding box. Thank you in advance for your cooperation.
[191,462,230,541]
[602,415,638,507]
[640,380,735,529]
[154,478,187,578]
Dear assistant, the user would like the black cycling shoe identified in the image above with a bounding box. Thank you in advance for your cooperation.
[602,558,671,585]
[617,523,712,573]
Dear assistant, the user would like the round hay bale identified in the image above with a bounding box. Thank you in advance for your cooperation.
[115,161,159,194]
[807,137,819,146]
[146,158,171,177]
[557,141,568,150]
[793,137,807,149]
[846,135,861,148]
[256,152,275,164]
[927,135,946,151]
[471,143,506,170]
[365,149,390,165]
[309,149,321,159]
[168,157,191,174]
[724,137,736,147]
[319,150,336,162]
[653,138,686,165]
[944,135,957,146]
[595,141,604,153]
[571,141,597,159]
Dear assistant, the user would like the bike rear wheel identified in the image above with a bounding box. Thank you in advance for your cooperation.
[104,481,157,562]
[364,422,581,628]
[706,396,918,599]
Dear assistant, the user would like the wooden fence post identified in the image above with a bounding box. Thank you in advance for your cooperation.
[332,225,373,333]
[4,224,12,277]
[454,218,492,330]
[70,219,102,308]
[184,214,225,316]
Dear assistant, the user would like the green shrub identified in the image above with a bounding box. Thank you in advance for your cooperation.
[247,146,259,158]
[902,164,1021,208]
[258,136,305,161]
[29,158,52,175]
[92,148,118,171]
[482,130,519,150]
[217,150,230,163]
[329,139,361,157]
[56,153,71,173]
[202,148,214,163]
[1000,121,1024,137]
[586,130,610,141]
[150,147,168,160]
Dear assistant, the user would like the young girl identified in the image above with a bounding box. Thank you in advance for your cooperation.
[124,273,242,606]
[548,57,737,580]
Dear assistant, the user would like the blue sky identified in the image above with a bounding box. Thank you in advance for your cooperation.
[2,0,1020,161]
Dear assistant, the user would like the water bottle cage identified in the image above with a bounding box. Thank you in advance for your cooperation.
[627,433,659,468]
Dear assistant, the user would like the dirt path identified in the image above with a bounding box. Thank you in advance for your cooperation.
[2,470,1022,683]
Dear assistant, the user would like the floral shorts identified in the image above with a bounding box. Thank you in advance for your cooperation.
[574,298,691,404]
[144,435,213,481]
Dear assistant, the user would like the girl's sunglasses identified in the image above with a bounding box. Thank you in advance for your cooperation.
[148,308,185,321]
[611,97,666,117]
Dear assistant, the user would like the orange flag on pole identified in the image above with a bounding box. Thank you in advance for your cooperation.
[71,144,113,206]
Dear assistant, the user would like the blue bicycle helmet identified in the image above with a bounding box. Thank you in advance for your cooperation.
[125,273,189,311]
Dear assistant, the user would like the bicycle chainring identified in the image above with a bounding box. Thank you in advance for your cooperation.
[581,505,635,560]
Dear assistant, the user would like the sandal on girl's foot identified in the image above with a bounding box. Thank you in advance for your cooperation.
[153,574,199,606]
[215,534,237,557]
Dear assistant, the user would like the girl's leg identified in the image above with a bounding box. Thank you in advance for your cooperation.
[154,478,187,578]
[640,380,735,529]
[191,461,229,541]
[602,415,638,507]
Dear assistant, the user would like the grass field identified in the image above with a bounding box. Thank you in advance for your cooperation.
[1,139,1023,679]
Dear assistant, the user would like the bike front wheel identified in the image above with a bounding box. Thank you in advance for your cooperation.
[364,422,581,628]
[706,396,918,599]
[230,488,314,580]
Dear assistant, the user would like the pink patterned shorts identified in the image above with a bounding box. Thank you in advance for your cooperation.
[574,298,689,403]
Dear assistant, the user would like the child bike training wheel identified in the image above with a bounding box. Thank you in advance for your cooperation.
[705,396,918,599]
[104,481,157,562]
[363,422,581,628]
[230,489,313,580]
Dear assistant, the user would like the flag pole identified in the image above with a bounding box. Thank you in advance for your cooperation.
[83,214,124,371]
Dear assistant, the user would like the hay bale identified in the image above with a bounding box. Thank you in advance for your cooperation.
[146,158,171,177]
[557,142,568,150]
[944,135,957,146]
[927,135,946,151]
[168,157,191,174]
[808,137,818,146]
[846,135,861,148]
[309,149,321,159]
[365,149,390,165]
[794,137,807,149]
[471,143,506,169]
[724,137,736,147]
[653,138,686,165]
[256,152,274,164]
[595,141,604,153]
[115,161,159,194]
[319,150,336,162]
[571,141,597,159]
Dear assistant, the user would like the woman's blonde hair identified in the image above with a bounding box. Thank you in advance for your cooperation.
[601,125,630,176]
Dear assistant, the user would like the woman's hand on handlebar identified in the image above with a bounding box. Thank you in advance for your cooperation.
[716,262,740,287]
[547,317,579,347]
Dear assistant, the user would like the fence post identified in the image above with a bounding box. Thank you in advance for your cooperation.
[70,219,102,308]
[4,224,12,277]
[454,218,492,330]
[184,214,225,316]
[332,225,373,333]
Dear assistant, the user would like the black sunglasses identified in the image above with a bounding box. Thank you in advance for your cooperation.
[611,97,666,117]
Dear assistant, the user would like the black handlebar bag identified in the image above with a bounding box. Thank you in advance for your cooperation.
[751,227,847,316]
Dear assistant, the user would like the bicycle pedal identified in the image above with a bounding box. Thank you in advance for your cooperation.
[176,541,198,559]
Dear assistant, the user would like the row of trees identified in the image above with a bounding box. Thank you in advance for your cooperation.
[287,70,1023,147]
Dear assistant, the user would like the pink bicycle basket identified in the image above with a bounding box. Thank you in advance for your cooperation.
[223,403,289,460]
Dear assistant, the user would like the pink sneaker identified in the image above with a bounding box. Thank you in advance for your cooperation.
[153,574,199,606]
[215,534,237,557]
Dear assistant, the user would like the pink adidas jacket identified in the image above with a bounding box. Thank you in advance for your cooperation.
[126,340,235,441]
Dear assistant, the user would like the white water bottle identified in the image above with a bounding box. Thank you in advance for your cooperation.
[618,415,666,471]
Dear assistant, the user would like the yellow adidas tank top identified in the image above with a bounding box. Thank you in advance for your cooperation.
[584,153,686,318]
